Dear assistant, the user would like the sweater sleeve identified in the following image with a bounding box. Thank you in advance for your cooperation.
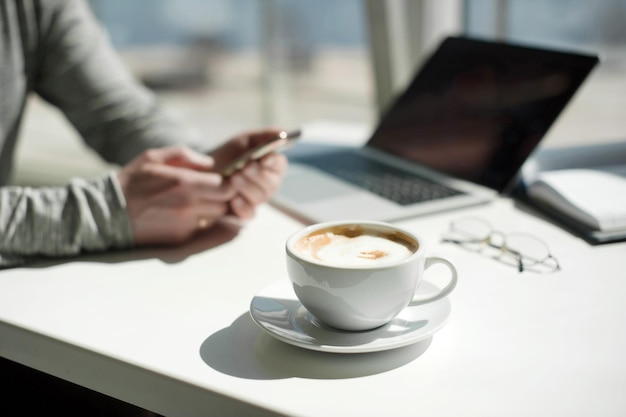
[0,172,133,268]
[32,0,209,165]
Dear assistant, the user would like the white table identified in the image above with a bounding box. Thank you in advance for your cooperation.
[1,197,625,417]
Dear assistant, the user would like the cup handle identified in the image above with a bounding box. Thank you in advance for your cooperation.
[409,256,458,306]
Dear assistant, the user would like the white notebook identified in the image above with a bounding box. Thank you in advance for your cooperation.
[527,166,626,232]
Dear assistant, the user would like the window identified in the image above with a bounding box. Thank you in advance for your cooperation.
[89,0,375,141]
[16,1,623,186]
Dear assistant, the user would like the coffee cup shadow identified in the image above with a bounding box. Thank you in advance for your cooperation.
[198,312,432,380]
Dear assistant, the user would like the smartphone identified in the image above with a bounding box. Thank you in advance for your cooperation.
[221,129,301,177]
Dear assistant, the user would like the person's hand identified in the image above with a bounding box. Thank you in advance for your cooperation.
[117,146,236,246]
[210,129,289,220]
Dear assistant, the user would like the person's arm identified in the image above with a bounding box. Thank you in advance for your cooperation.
[33,0,206,165]
[0,173,132,268]
[0,1,286,267]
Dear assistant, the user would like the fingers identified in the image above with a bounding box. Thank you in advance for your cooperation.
[209,128,284,173]
[194,199,231,230]
[143,146,215,171]
[228,152,288,219]
[138,162,235,202]
[119,138,288,245]
[130,194,230,246]
[118,155,236,246]
[176,166,236,202]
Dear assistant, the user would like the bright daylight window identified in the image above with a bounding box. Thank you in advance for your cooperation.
[89,0,375,144]
[15,1,625,186]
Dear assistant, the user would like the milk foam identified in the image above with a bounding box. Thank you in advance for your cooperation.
[296,233,413,266]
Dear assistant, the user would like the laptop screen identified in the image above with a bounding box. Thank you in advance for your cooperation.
[367,36,599,193]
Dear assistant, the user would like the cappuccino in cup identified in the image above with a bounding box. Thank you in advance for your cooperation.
[286,220,458,331]
[293,224,417,267]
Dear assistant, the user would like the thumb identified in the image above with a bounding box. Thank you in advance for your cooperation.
[157,146,215,171]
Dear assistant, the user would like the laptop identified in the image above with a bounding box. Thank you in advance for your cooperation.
[272,36,599,223]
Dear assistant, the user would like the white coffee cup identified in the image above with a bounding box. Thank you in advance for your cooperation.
[286,220,457,331]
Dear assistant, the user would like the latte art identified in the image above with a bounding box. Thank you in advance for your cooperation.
[294,227,416,267]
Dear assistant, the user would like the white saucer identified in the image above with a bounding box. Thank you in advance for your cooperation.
[249,280,452,353]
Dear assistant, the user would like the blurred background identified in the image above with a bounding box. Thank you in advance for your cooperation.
[14,0,626,185]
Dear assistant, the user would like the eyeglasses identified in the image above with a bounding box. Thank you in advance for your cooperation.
[441,217,561,273]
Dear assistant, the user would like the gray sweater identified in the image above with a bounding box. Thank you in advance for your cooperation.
[0,0,204,267]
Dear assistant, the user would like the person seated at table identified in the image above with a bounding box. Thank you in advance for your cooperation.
[0,0,288,269]
[1,0,288,415]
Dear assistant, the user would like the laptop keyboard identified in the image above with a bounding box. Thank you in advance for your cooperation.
[298,151,463,206]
